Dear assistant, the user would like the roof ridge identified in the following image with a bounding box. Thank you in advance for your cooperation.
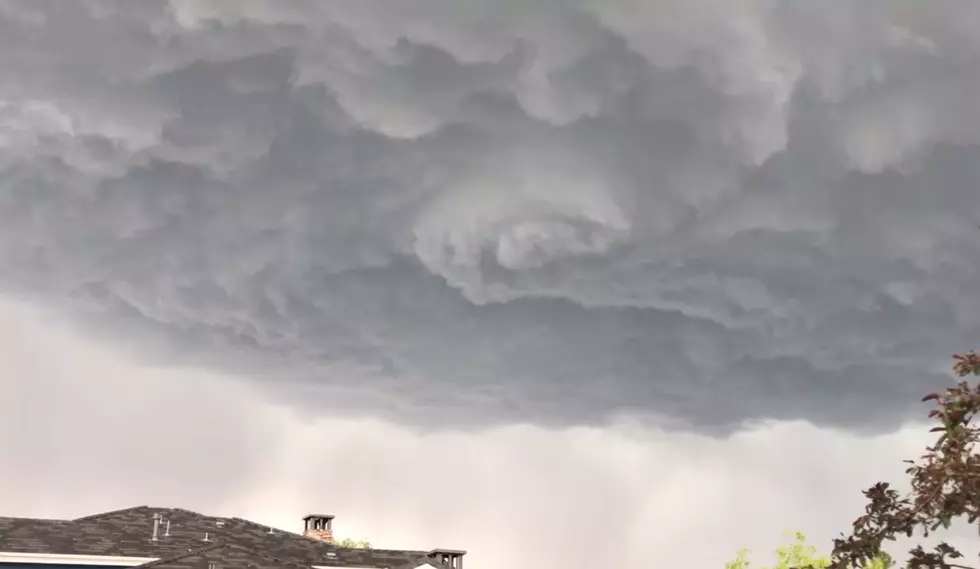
[76,506,213,524]
[367,547,429,554]
[73,505,149,522]
[205,517,329,560]
[161,507,211,520]
[219,540,320,569]
[214,516,292,541]
[226,516,278,530]
[132,543,226,568]
[221,516,432,557]
[224,516,332,547]
[133,540,315,569]
[0,516,72,522]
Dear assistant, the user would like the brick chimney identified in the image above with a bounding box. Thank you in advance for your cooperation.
[302,514,334,544]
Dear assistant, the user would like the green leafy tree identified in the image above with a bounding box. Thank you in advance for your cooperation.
[809,352,980,569]
[335,537,373,549]
[727,531,893,569]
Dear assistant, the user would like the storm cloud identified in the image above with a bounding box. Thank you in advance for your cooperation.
[5,298,979,569]
[2,0,980,432]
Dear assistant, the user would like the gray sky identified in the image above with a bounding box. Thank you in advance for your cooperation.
[1,1,980,567]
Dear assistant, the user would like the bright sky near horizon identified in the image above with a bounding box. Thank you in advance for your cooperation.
[1,2,980,568]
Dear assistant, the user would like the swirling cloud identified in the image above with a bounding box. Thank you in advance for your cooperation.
[2,0,980,432]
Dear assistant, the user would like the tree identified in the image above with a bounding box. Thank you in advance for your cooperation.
[809,351,980,569]
[335,537,373,549]
[727,530,893,569]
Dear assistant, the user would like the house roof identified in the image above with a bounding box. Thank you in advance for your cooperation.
[133,542,313,569]
[0,506,462,569]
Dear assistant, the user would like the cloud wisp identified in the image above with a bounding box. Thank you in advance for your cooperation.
[1,1,979,432]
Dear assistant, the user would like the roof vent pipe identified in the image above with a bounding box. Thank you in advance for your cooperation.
[151,514,161,542]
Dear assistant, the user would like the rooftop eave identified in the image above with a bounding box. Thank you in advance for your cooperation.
[0,552,159,566]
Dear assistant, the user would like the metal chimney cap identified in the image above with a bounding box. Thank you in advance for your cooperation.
[428,549,467,556]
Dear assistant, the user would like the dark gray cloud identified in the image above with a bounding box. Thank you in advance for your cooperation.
[3,299,979,569]
[2,0,979,432]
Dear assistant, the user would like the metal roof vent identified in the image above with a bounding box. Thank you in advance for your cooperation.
[151,513,162,542]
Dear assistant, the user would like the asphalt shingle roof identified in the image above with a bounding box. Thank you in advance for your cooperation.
[0,506,462,569]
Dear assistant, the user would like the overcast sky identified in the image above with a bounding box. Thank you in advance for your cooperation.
[1,1,979,568]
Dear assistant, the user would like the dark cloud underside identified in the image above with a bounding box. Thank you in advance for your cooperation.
[1,0,979,432]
